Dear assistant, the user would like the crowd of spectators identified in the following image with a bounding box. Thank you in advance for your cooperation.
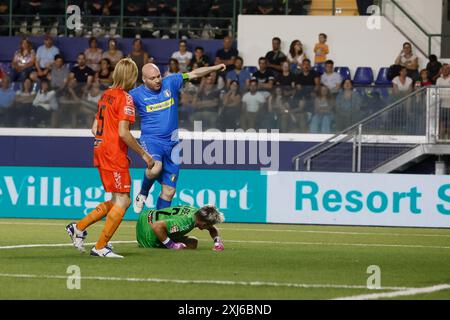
[1,32,449,134]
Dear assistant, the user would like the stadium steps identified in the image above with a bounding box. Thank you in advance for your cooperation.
[372,144,450,173]
[309,0,359,16]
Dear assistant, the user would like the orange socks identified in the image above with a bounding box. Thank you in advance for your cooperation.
[95,205,126,250]
[76,201,113,231]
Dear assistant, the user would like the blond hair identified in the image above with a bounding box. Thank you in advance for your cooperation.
[112,58,138,91]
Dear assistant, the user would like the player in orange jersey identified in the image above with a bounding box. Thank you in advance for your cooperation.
[66,58,154,258]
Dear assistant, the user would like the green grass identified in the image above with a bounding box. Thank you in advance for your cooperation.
[1,219,450,300]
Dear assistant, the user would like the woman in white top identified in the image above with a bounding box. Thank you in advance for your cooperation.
[84,37,103,73]
[395,42,419,81]
[288,40,307,74]
[102,39,123,69]
[392,66,413,97]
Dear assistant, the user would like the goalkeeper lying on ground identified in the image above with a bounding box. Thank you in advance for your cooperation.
[136,204,225,250]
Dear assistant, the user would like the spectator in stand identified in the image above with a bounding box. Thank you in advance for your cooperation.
[0,76,15,109]
[225,56,251,93]
[68,52,95,94]
[189,47,210,71]
[290,95,309,133]
[275,61,296,89]
[288,0,308,15]
[205,70,225,91]
[85,82,103,105]
[252,57,275,91]
[295,59,321,94]
[35,35,60,80]
[415,69,433,88]
[0,1,8,36]
[335,79,362,131]
[102,39,123,69]
[241,79,268,130]
[310,85,334,134]
[219,80,242,130]
[265,37,287,74]
[436,64,450,87]
[164,58,180,77]
[95,58,113,90]
[215,36,238,73]
[314,33,329,68]
[171,40,193,73]
[256,0,281,15]
[356,0,374,15]
[268,86,292,132]
[288,40,308,74]
[11,38,36,83]
[0,64,5,83]
[395,42,419,82]
[392,66,413,97]
[426,55,443,84]
[321,60,342,94]
[27,70,41,93]
[129,38,152,84]
[84,37,103,73]
[9,78,35,127]
[208,0,234,38]
[48,54,70,91]
[32,78,58,126]
[192,73,221,128]
[89,0,120,16]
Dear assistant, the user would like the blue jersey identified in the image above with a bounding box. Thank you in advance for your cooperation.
[130,73,187,141]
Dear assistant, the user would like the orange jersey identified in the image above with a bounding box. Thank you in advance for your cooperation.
[93,88,135,172]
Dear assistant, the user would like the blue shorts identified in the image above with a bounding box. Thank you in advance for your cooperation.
[140,137,180,188]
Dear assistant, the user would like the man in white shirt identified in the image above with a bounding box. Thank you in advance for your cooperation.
[35,35,60,79]
[241,79,267,129]
[320,60,342,94]
[171,40,193,73]
[436,64,450,87]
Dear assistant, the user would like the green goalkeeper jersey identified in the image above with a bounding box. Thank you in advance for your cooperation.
[136,205,197,248]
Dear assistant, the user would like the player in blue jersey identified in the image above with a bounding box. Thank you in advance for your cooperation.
[130,62,226,213]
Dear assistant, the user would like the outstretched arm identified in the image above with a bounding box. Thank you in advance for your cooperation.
[187,64,226,81]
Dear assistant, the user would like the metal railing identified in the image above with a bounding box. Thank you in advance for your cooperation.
[381,0,445,57]
[292,86,450,172]
[0,0,378,38]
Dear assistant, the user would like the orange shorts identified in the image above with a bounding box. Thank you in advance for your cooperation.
[98,168,131,193]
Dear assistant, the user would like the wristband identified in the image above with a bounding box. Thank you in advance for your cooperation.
[162,237,175,248]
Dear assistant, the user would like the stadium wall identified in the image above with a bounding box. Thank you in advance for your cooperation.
[1,166,450,228]
[0,130,448,228]
[237,15,428,75]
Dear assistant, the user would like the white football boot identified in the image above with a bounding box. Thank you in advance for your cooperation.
[133,194,147,214]
[66,223,87,252]
[90,246,124,258]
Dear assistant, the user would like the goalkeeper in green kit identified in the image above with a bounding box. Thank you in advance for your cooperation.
[136,204,225,250]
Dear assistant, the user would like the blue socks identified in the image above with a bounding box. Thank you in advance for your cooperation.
[140,173,155,197]
[157,197,172,209]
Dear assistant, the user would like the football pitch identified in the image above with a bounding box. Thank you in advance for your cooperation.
[1,218,450,300]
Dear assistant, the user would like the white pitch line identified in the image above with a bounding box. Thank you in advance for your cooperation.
[0,272,411,291]
[1,239,450,251]
[1,221,450,238]
[333,284,450,300]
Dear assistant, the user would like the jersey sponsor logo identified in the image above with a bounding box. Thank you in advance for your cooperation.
[124,105,135,116]
[164,89,171,98]
[145,98,174,113]
[170,225,179,233]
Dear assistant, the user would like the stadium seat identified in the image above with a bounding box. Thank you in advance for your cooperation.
[244,66,258,75]
[375,67,392,86]
[353,67,374,86]
[334,66,351,80]
[313,64,325,75]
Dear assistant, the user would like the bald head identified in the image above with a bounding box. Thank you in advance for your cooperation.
[142,63,162,91]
